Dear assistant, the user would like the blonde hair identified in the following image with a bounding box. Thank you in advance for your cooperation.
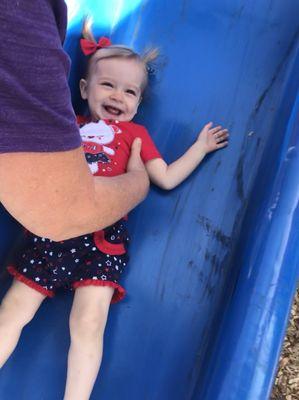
[82,18,159,91]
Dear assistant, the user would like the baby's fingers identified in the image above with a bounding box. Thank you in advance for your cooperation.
[213,129,229,143]
[203,122,213,131]
[210,125,224,134]
[216,140,229,148]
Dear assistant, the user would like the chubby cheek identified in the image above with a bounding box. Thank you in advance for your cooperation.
[91,89,103,102]
[131,98,141,114]
[127,107,138,119]
[89,92,104,109]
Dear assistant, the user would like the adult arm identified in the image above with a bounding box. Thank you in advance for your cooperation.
[0,138,149,241]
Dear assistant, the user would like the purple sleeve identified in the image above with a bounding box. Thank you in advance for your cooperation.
[0,0,82,153]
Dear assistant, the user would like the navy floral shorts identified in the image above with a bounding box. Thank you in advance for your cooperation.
[7,220,130,303]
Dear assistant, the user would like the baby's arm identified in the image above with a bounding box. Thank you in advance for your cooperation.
[146,122,229,190]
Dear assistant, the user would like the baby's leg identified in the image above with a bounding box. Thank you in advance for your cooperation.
[0,279,46,367]
[64,285,114,400]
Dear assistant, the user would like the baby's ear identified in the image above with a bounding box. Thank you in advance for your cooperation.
[79,79,88,100]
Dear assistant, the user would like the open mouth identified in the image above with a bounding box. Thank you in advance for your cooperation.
[104,105,123,116]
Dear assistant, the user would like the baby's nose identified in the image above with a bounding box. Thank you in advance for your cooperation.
[110,90,123,101]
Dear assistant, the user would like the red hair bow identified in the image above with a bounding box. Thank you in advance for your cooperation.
[80,37,112,56]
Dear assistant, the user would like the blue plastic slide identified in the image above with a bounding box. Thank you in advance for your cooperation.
[0,1,298,399]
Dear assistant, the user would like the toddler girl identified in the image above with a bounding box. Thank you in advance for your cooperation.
[0,23,229,400]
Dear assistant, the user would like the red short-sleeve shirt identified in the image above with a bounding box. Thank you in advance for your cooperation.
[77,116,162,177]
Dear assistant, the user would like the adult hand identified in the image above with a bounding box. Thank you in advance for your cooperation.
[127,138,150,194]
[127,138,145,172]
[0,143,149,241]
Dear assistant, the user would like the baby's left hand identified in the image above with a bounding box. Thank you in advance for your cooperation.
[196,122,229,154]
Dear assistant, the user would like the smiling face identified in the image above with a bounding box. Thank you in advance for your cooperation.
[80,56,146,122]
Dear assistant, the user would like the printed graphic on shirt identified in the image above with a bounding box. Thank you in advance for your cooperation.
[80,120,122,174]
[78,117,162,177]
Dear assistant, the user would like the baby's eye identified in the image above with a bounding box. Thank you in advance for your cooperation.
[126,89,137,96]
[101,82,113,87]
